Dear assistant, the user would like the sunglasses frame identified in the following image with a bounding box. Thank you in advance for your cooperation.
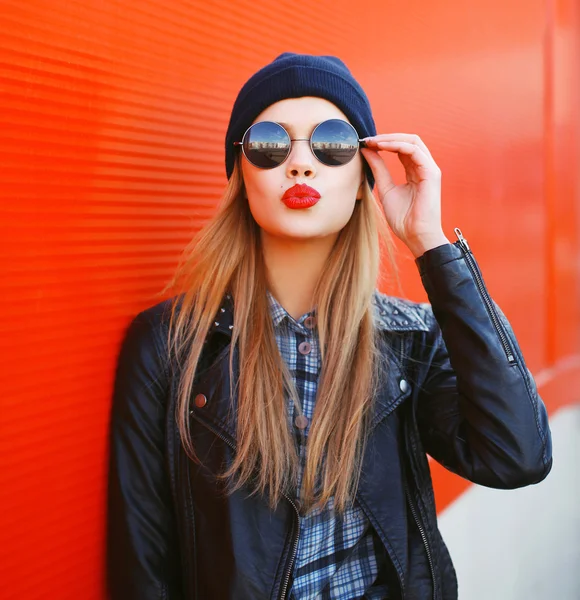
[233,118,368,169]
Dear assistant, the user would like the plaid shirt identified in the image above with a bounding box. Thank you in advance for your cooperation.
[267,290,392,600]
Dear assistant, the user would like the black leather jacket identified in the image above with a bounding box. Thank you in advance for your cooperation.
[106,234,553,600]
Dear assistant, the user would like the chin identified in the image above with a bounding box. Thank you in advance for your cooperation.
[253,209,350,240]
[269,223,344,240]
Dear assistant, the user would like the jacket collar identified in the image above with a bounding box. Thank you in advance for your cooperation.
[371,290,430,333]
[209,290,430,338]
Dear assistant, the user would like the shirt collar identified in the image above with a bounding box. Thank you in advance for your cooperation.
[266,289,316,331]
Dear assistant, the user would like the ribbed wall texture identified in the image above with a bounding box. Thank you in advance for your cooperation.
[0,1,578,598]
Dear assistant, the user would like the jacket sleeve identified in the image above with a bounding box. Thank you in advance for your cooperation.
[106,310,184,599]
[413,239,553,489]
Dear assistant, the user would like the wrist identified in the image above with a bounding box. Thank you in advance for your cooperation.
[406,232,451,259]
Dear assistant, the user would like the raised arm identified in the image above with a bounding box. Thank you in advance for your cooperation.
[413,237,553,488]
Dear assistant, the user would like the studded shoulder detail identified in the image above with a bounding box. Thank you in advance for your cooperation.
[372,290,432,332]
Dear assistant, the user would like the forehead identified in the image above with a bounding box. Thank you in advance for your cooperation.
[252,96,351,132]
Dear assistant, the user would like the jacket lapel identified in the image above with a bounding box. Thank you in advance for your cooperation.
[189,290,431,445]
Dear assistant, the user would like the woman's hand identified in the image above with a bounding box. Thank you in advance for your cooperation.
[360,134,450,258]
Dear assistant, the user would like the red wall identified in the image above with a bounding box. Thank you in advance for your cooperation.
[1,1,579,598]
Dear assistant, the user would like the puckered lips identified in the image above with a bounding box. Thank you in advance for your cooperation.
[281,183,321,209]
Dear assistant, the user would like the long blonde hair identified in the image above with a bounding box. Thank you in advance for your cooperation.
[159,153,399,514]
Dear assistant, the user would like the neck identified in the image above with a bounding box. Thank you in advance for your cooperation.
[261,230,337,320]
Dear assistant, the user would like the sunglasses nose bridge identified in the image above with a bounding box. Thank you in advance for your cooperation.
[285,138,318,171]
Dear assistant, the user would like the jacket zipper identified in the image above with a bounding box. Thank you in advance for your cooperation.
[189,413,300,600]
[404,481,436,600]
[398,336,435,600]
[453,228,517,364]
[278,498,300,600]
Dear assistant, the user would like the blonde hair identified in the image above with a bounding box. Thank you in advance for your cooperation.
[159,153,399,515]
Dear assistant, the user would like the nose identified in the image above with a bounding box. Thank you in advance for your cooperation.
[285,139,317,179]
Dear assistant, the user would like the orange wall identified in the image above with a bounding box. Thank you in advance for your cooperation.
[0,1,579,598]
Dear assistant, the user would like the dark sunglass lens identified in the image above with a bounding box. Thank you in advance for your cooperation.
[311,119,359,166]
[242,121,290,168]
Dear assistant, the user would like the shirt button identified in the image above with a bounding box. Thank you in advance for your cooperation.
[399,379,410,393]
[295,415,309,429]
[194,393,207,407]
[298,341,312,355]
[303,316,317,329]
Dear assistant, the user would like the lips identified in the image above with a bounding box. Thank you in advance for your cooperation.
[282,183,321,209]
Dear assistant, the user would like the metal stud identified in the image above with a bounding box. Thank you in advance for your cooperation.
[403,320,408,325]
[214,321,219,326]
[194,393,208,408]
[220,307,225,313]
[399,379,410,393]
[229,325,233,330]
[393,309,399,315]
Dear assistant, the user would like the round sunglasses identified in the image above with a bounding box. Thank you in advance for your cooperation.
[233,119,368,169]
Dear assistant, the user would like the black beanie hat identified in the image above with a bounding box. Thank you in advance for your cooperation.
[224,52,377,191]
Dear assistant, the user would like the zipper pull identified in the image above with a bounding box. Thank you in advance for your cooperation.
[454,227,470,252]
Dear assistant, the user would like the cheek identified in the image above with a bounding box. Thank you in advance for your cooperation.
[325,162,363,205]
[244,171,283,226]
[322,187,358,228]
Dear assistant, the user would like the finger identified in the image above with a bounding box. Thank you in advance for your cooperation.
[372,141,439,178]
[364,134,433,160]
[360,147,395,190]
[363,134,434,161]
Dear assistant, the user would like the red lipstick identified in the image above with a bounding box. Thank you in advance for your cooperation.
[281,183,321,209]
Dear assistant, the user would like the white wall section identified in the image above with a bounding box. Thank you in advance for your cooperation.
[438,405,580,600]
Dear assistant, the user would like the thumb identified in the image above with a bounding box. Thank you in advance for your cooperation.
[360,147,394,195]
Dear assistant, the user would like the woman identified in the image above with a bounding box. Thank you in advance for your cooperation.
[106,52,553,600]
